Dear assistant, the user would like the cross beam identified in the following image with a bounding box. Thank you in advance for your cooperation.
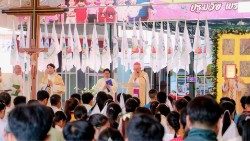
[2,0,68,99]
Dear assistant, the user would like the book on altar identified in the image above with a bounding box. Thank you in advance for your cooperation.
[106,79,113,86]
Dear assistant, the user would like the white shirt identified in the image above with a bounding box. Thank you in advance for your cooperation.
[51,106,61,113]
[83,104,92,113]
[0,119,7,141]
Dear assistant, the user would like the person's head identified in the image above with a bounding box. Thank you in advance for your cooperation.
[133,62,141,73]
[74,105,88,121]
[82,92,94,105]
[245,96,250,110]
[156,103,170,117]
[107,94,113,101]
[183,95,191,102]
[71,93,81,103]
[148,89,158,101]
[52,111,67,128]
[27,100,39,105]
[46,63,56,75]
[8,104,53,141]
[157,92,167,104]
[14,65,22,75]
[220,97,231,103]
[103,68,111,78]
[0,100,6,119]
[132,97,140,107]
[64,98,79,122]
[0,92,11,107]
[13,96,26,107]
[150,101,159,115]
[220,101,235,118]
[134,107,152,115]
[186,96,222,131]
[89,114,110,140]
[98,128,124,141]
[240,96,247,110]
[107,102,121,121]
[63,120,95,141]
[96,91,108,111]
[50,94,61,108]
[167,111,180,138]
[174,98,188,113]
[125,98,139,113]
[37,90,50,106]
[126,114,164,141]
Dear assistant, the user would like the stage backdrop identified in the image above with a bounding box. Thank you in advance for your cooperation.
[216,31,250,107]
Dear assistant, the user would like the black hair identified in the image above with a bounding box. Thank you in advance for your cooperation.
[89,114,109,128]
[183,95,192,102]
[64,98,79,122]
[82,92,94,104]
[37,90,49,101]
[13,96,26,106]
[107,102,121,129]
[47,63,55,69]
[237,113,250,136]
[132,97,140,107]
[148,89,158,99]
[180,108,187,129]
[117,93,132,103]
[0,100,6,111]
[167,111,180,138]
[241,96,247,109]
[222,110,231,136]
[63,120,95,141]
[150,101,159,115]
[135,107,152,115]
[187,96,222,128]
[50,94,61,106]
[126,114,164,141]
[245,96,250,105]
[52,111,67,128]
[96,91,108,111]
[175,98,188,112]
[0,92,11,106]
[220,97,231,103]
[98,128,124,141]
[220,101,235,116]
[8,104,53,141]
[71,93,81,102]
[107,94,113,101]
[242,118,250,141]
[74,105,88,121]
[157,92,167,104]
[205,94,216,99]
[156,103,170,117]
[125,98,139,113]
[103,68,111,73]
[27,100,39,105]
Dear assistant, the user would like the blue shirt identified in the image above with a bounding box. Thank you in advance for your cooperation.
[184,128,217,141]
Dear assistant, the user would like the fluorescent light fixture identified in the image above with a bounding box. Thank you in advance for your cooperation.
[238,1,250,13]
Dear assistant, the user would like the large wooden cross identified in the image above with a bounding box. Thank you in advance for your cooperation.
[2,0,67,99]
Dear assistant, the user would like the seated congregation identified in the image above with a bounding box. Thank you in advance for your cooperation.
[0,89,250,141]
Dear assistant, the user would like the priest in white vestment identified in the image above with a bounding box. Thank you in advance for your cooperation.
[93,68,118,99]
[9,65,24,96]
[40,63,65,95]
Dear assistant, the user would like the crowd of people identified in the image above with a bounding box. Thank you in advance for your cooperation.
[0,87,250,141]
